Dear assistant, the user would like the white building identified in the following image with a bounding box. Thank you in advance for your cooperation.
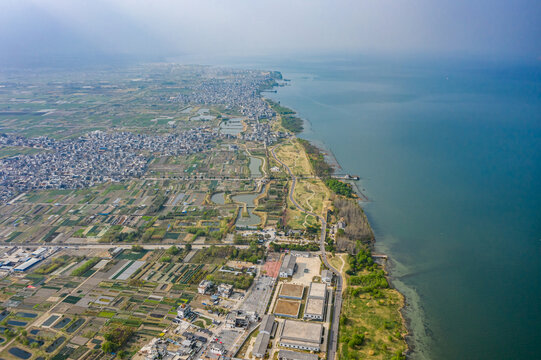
[208,340,226,356]
[177,304,191,318]
[303,282,327,321]
[198,280,213,294]
[278,320,323,352]
[217,283,233,298]
[279,255,296,278]
[321,269,333,284]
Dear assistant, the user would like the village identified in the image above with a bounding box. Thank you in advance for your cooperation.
[0,234,338,360]
[0,64,403,360]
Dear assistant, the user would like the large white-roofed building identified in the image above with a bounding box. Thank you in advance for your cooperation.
[278,319,323,352]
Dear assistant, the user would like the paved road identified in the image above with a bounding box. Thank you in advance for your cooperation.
[0,243,249,250]
[270,144,343,360]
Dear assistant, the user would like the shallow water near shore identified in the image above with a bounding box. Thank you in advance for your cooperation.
[261,56,541,359]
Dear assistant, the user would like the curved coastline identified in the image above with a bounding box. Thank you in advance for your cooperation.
[300,122,422,357]
[269,92,424,358]
[262,59,541,360]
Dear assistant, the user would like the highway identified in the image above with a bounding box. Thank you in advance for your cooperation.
[270,144,343,360]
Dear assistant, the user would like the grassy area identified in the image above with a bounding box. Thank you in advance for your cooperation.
[329,253,349,276]
[193,320,206,328]
[0,146,45,158]
[267,100,303,134]
[285,195,312,229]
[98,311,116,318]
[340,288,407,359]
[338,249,407,359]
[292,178,331,219]
[206,271,254,290]
[273,140,331,229]
[275,141,312,177]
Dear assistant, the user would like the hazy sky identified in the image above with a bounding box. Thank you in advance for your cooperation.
[0,0,539,65]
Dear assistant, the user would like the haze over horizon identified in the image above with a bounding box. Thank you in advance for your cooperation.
[1,0,540,67]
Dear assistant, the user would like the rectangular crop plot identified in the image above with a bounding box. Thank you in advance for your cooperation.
[62,295,81,304]
[117,250,148,260]
[116,260,145,280]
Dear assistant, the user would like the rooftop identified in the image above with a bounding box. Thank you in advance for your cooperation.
[274,299,301,317]
[260,314,275,335]
[278,349,319,360]
[253,332,271,357]
[321,269,332,280]
[304,297,325,317]
[308,282,327,299]
[280,254,296,274]
[280,319,322,345]
[279,283,305,299]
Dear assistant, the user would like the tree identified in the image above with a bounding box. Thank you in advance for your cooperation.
[166,246,180,255]
[102,340,118,353]
[132,244,143,252]
[348,333,364,349]
[102,325,134,354]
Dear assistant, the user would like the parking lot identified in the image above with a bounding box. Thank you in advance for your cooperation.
[216,328,243,351]
[292,256,322,286]
[240,276,275,314]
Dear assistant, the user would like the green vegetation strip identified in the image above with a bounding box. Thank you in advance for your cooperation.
[71,257,100,277]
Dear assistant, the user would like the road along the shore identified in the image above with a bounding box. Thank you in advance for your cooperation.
[270,143,343,360]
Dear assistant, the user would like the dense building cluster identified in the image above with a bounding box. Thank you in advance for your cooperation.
[241,122,287,145]
[0,127,218,203]
[174,68,278,120]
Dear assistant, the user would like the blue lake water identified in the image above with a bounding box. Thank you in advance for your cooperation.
[263,56,541,359]
[233,192,260,227]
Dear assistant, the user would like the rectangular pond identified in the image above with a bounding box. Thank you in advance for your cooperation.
[42,315,59,327]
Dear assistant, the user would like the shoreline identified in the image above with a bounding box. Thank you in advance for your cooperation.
[319,137,414,356]
[266,90,414,357]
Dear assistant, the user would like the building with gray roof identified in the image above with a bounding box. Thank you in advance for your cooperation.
[278,349,320,360]
[253,332,271,358]
[308,282,327,299]
[278,319,323,352]
[279,255,296,278]
[259,314,276,336]
[304,297,325,321]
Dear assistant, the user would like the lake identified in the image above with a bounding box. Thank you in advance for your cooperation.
[265,55,541,360]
